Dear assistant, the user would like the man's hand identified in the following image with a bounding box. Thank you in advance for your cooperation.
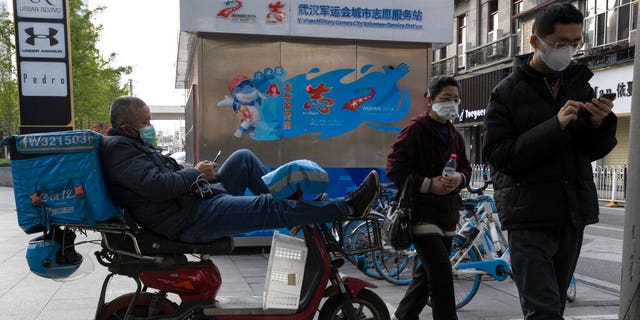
[557,100,583,129]
[195,160,220,181]
[430,173,463,195]
[583,97,613,128]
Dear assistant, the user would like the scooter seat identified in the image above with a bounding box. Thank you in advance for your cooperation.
[99,224,235,256]
[132,230,235,255]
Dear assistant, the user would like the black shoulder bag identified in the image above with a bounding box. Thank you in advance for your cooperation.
[381,175,413,250]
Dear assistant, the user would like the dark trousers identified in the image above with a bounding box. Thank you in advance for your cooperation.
[509,225,584,320]
[394,234,458,320]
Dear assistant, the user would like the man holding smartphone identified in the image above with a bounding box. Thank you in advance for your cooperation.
[101,96,381,243]
[483,3,617,320]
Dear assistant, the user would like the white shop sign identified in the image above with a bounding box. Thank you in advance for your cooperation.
[20,61,68,97]
[17,22,66,58]
[590,64,633,115]
[15,0,64,19]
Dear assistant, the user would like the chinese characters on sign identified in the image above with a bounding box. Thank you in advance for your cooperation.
[296,4,424,30]
[593,81,633,99]
[180,0,453,43]
[297,5,423,21]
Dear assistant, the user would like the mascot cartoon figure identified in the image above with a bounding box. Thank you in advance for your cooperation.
[217,75,266,138]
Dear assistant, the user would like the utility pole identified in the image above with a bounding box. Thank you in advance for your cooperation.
[128,79,134,96]
[619,9,640,319]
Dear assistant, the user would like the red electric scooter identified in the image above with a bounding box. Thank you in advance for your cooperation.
[67,216,389,320]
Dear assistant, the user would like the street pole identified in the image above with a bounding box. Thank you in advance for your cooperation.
[619,12,640,319]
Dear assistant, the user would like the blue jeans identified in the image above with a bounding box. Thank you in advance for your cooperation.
[179,149,349,242]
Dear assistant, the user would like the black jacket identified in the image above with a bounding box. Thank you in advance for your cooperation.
[386,113,472,231]
[100,129,202,238]
[483,54,617,230]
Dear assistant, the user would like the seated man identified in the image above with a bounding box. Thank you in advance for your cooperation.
[100,96,380,243]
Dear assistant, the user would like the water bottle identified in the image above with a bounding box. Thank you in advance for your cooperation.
[442,154,457,177]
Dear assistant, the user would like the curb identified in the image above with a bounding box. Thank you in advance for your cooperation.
[574,273,621,297]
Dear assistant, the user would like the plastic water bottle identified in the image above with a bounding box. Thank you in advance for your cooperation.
[442,154,457,177]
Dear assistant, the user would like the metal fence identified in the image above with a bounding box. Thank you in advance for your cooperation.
[593,165,627,204]
[469,164,628,204]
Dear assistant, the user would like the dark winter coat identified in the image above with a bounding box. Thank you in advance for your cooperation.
[483,54,617,230]
[100,129,202,239]
[386,113,472,231]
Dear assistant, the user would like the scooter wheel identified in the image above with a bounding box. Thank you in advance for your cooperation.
[97,292,178,320]
[318,289,390,320]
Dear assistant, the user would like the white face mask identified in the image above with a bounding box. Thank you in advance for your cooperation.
[431,101,459,121]
[536,36,577,71]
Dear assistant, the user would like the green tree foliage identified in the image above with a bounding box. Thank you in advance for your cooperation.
[0,12,19,138]
[68,0,131,129]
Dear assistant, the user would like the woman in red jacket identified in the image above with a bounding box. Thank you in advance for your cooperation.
[386,76,471,320]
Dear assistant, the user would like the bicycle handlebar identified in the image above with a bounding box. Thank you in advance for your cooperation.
[466,179,492,194]
[466,163,492,195]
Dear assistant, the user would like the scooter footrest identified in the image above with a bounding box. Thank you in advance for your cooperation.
[202,296,297,316]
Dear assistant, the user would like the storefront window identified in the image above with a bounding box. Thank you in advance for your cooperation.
[596,13,606,46]
[585,16,596,46]
[633,1,638,30]
[596,0,607,13]
[618,4,630,40]
[585,0,637,46]
[587,0,597,16]
[513,0,523,15]
[607,9,618,42]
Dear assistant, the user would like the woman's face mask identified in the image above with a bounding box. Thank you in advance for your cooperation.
[431,101,459,121]
[536,35,577,71]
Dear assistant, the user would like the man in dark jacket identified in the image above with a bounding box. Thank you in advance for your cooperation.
[386,76,471,320]
[483,4,617,320]
[100,96,380,243]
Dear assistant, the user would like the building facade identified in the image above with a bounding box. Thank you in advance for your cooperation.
[432,0,636,166]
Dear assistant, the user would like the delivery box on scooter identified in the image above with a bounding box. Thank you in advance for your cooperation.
[4,130,122,233]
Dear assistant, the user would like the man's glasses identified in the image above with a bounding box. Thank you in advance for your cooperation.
[536,35,584,49]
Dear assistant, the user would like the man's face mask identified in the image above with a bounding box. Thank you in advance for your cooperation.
[431,101,459,121]
[129,124,156,146]
[536,35,577,71]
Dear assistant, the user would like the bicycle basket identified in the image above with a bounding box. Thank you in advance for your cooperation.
[339,217,383,255]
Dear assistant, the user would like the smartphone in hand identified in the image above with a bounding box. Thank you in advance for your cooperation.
[213,150,222,163]
[599,93,616,101]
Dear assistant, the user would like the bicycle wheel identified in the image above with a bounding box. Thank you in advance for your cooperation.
[426,235,483,310]
[450,235,482,309]
[372,243,417,285]
[342,220,383,280]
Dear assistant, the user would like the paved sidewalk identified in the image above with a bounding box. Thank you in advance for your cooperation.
[0,187,620,319]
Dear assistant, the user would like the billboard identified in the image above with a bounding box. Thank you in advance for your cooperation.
[180,0,453,43]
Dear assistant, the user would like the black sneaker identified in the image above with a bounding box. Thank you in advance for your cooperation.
[345,170,380,219]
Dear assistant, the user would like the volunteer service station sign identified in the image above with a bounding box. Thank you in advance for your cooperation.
[180,0,453,44]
